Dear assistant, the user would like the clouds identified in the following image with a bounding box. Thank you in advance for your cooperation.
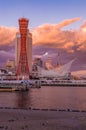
[32,18,86,71]
[0,17,85,53]
[0,26,17,65]
[80,21,86,30]
[55,18,80,29]
[32,17,86,53]
[0,26,17,45]
[75,21,86,51]
[0,17,86,70]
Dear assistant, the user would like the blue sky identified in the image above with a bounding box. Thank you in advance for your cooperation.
[0,0,86,29]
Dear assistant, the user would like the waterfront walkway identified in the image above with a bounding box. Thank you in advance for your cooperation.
[0,108,86,130]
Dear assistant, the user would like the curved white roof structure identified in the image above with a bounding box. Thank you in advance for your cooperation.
[38,59,75,78]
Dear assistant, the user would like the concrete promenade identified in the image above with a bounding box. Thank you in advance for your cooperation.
[0,108,86,130]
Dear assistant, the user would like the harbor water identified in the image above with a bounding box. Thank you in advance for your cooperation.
[0,86,86,111]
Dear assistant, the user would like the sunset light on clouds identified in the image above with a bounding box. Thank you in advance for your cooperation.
[0,26,16,45]
[1,17,86,52]
[0,0,86,71]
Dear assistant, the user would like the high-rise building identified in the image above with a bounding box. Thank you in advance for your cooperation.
[26,32,32,73]
[31,58,43,78]
[33,58,43,68]
[32,58,43,72]
[16,18,32,79]
[45,57,53,70]
[15,18,32,79]
[4,59,15,72]
[15,32,20,68]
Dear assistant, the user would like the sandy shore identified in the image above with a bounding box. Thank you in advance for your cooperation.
[0,108,86,130]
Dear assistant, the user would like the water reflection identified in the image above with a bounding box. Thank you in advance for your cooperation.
[15,91,29,108]
[0,87,86,110]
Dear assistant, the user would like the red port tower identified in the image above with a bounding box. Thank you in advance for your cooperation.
[16,18,29,79]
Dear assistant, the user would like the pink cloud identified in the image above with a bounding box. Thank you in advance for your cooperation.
[0,26,17,45]
[0,26,17,65]
[55,17,80,29]
[0,18,86,70]
[0,17,86,54]
[32,17,86,52]
[0,18,82,53]
[75,22,86,51]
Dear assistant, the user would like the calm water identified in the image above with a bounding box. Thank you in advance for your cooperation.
[0,86,86,110]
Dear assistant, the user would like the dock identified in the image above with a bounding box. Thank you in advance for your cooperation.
[0,80,29,92]
[0,79,42,92]
[40,79,86,87]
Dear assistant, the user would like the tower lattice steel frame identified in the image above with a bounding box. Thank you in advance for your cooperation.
[16,18,29,79]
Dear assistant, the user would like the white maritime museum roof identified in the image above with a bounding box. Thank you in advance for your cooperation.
[38,59,75,78]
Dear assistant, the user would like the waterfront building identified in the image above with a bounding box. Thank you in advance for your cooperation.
[15,32,20,69]
[32,58,43,69]
[31,58,43,78]
[4,59,15,73]
[45,57,53,70]
[38,59,74,78]
[26,32,32,73]
[56,52,61,68]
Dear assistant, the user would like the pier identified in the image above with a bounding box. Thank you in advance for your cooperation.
[0,80,29,92]
[40,79,86,87]
[0,78,86,92]
[0,79,42,92]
